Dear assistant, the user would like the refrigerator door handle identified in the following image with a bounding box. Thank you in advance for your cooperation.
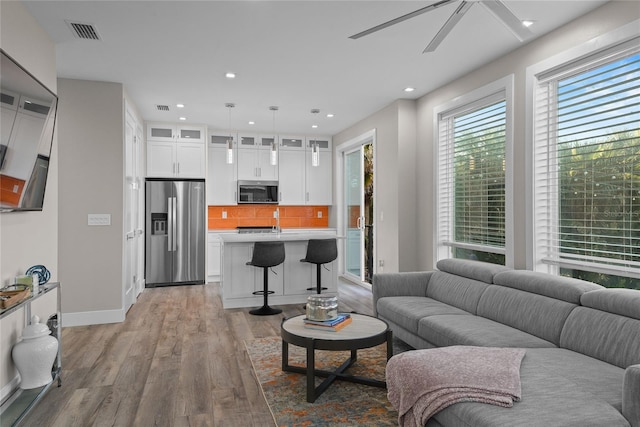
[172,196,178,252]
[167,197,173,252]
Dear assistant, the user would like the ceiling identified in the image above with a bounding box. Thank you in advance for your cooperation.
[24,0,608,136]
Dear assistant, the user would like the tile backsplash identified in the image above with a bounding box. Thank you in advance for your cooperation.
[208,205,329,230]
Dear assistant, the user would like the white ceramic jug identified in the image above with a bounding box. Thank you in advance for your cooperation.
[12,315,58,389]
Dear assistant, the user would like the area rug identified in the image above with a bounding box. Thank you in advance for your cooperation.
[245,336,398,426]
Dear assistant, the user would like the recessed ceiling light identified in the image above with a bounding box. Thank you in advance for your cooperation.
[404,87,415,92]
[326,113,334,118]
[248,121,255,125]
[179,117,187,121]
[176,103,185,108]
[225,72,236,79]
[522,20,534,27]
[312,125,318,129]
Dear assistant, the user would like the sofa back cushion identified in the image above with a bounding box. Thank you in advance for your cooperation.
[560,288,640,368]
[477,285,577,345]
[426,272,491,315]
[492,270,603,304]
[436,258,511,284]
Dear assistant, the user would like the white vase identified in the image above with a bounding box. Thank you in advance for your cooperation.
[12,315,58,389]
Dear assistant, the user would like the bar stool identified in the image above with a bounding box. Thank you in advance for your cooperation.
[301,238,338,294]
[247,241,285,315]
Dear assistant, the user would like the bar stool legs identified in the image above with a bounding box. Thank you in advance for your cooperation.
[250,266,282,315]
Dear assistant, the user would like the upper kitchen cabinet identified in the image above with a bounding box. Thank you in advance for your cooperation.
[305,136,332,205]
[237,133,278,181]
[146,122,205,178]
[279,135,305,150]
[207,131,237,205]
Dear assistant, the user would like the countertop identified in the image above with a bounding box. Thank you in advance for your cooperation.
[219,229,339,243]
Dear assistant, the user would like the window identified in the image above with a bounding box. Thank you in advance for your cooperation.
[531,38,640,287]
[436,77,513,266]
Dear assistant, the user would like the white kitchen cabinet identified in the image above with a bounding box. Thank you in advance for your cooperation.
[305,150,332,205]
[207,146,237,205]
[146,122,205,178]
[238,133,258,149]
[207,233,222,281]
[280,135,305,150]
[146,140,205,178]
[278,149,305,205]
[237,148,278,181]
[177,125,205,143]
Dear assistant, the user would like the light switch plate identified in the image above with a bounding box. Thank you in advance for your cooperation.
[317,211,322,218]
[88,214,111,226]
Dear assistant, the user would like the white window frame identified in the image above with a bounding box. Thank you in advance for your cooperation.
[526,19,640,278]
[433,75,515,267]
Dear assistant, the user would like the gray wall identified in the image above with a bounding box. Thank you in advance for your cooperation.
[57,79,125,317]
[333,1,640,274]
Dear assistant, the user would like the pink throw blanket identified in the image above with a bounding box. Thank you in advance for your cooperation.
[386,346,526,427]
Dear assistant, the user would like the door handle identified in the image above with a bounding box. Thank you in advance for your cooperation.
[167,197,173,251]
[172,196,177,251]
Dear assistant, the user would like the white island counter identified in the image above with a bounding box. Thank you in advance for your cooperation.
[219,229,338,309]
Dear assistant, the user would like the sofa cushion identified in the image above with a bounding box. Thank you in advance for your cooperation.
[432,348,629,427]
[426,272,492,315]
[418,315,556,348]
[376,297,470,334]
[581,288,640,320]
[493,270,603,304]
[560,306,640,369]
[436,258,511,284]
[476,285,577,346]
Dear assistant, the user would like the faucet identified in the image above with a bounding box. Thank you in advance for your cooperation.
[273,207,281,234]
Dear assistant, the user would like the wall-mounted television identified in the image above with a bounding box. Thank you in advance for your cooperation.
[0,49,58,212]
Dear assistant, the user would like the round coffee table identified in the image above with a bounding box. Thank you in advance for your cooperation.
[280,313,392,403]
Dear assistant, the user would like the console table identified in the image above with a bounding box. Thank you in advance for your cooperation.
[0,282,61,426]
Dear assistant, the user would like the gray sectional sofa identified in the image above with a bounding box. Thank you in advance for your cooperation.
[373,259,640,427]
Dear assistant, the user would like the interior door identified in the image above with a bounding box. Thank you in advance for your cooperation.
[124,110,137,312]
[344,148,364,281]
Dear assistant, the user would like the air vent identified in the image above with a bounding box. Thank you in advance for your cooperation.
[66,21,101,40]
[156,105,170,111]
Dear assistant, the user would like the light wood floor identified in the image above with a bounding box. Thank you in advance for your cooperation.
[23,281,374,427]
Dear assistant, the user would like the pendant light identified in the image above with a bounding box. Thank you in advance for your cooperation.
[269,106,278,166]
[311,109,320,167]
[225,103,235,164]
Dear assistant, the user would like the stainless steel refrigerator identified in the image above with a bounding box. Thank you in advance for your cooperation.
[145,179,205,287]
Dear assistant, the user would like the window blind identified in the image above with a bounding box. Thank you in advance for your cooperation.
[438,94,507,258]
[533,45,640,278]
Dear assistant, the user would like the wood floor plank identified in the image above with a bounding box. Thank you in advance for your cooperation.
[21,280,375,426]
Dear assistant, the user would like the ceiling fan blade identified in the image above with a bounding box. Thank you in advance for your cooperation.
[481,0,533,42]
[423,0,473,53]
[349,0,457,39]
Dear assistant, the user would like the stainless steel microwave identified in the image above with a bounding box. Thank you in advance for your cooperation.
[237,180,279,204]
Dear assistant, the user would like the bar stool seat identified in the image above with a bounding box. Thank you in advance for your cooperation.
[301,238,338,294]
[247,241,285,315]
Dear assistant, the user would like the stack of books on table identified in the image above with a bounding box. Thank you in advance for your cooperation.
[303,313,352,332]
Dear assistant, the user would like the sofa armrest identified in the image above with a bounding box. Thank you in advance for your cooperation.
[624,364,640,427]
[372,272,433,316]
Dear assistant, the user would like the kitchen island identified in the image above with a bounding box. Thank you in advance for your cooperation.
[219,229,338,309]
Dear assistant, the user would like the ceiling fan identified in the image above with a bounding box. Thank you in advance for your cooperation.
[349,0,533,53]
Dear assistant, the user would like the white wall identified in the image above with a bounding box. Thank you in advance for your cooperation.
[0,0,59,400]
[57,78,126,325]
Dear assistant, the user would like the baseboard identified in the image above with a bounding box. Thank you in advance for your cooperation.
[0,375,20,406]
[62,308,125,327]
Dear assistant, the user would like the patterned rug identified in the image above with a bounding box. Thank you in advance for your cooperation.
[245,336,398,426]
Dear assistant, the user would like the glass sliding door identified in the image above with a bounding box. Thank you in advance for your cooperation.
[345,148,364,281]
